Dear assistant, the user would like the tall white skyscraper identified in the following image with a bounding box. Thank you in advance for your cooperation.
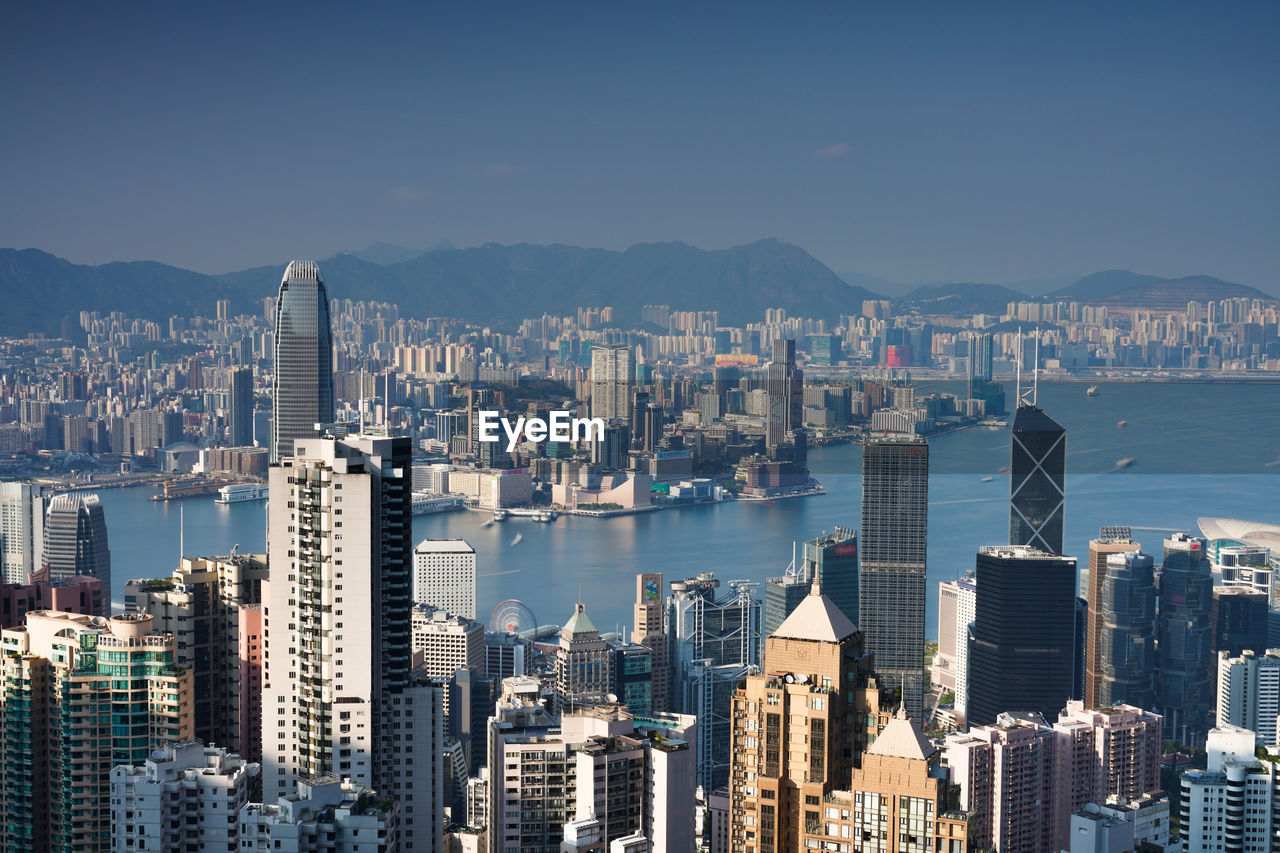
[0,482,48,583]
[412,539,477,620]
[264,431,441,852]
[1217,649,1280,746]
[933,575,977,717]
[590,344,632,423]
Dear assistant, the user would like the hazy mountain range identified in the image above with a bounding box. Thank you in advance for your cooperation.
[0,239,1273,337]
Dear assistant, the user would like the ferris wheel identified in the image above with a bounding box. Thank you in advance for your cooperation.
[489,599,537,635]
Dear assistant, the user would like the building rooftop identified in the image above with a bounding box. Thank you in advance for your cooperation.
[1199,517,1280,551]
[866,704,934,761]
[771,583,856,643]
[413,538,475,554]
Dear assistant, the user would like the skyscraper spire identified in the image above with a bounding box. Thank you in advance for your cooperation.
[271,260,334,462]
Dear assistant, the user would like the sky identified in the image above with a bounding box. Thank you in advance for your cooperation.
[2,2,1278,286]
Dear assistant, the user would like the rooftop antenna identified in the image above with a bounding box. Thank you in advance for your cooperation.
[1015,326,1037,409]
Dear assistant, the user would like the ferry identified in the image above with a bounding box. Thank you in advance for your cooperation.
[215,483,269,504]
[1086,385,1100,397]
[411,493,464,515]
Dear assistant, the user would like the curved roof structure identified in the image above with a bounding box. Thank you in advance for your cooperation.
[1198,517,1280,552]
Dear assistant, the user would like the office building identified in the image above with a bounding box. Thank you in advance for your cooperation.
[728,581,890,853]
[967,546,1077,726]
[413,539,477,620]
[0,610,193,853]
[631,572,669,713]
[271,260,335,462]
[804,527,858,624]
[1064,795,1172,853]
[948,701,1161,853]
[1181,724,1277,853]
[555,601,616,714]
[411,603,484,678]
[591,344,632,422]
[0,482,48,584]
[229,366,254,447]
[1008,405,1066,555]
[761,572,810,660]
[42,492,111,593]
[611,640,653,716]
[125,552,268,755]
[240,777,399,853]
[765,338,802,449]
[667,572,761,792]
[1159,532,1214,746]
[859,434,929,720]
[1084,527,1141,708]
[1212,586,1268,657]
[109,742,259,853]
[1216,649,1280,746]
[263,431,441,851]
[1094,551,1157,710]
[485,630,527,681]
[933,575,977,717]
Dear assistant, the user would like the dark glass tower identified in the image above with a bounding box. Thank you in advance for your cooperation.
[271,260,334,461]
[229,366,254,447]
[806,527,859,625]
[1096,551,1157,710]
[1158,533,1214,746]
[42,492,111,593]
[1212,587,1268,657]
[1009,405,1066,555]
[859,434,929,720]
[966,545,1077,727]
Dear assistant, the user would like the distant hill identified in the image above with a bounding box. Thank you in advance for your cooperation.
[895,282,1031,316]
[1048,269,1276,308]
[0,239,881,336]
[349,240,456,265]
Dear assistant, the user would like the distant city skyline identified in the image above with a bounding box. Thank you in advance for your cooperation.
[3,4,1278,284]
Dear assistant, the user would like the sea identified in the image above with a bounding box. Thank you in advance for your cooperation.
[93,380,1280,638]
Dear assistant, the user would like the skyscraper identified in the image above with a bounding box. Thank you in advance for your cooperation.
[553,601,615,714]
[228,366,254,447]
[966,545,1077,727]
[805,527,858,624]
[1158,532,1214,746]
[728,581,889,853]
[859,434,929,720]
[1212,586,1268,657]
[0,482,48,584]
[1095,551,1157,711]
[413,538,477,620]
[765,338,802,449]
[933,575,977,718]
[42,492,110,594]
[270,260,334,462]
[1008,405,1066,555]
[590,344,632,423]
[263,431,440,851]
[631,572,669,713]
[1084,527,1140,708]
[1216,650,1280,745]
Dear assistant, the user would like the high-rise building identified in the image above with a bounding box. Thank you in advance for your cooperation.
[240,777,400,852]
[1008,405,1066,555]
[631,572,669,713]
[125,553,268,755]
[412,538,477,620]
[554,601,616,714]
[229,366,254,447]
[1158,532,1214,746]
[933,574,977,718]
[0,572,104,628]
[109,742,259,853]
[590,344,632,423]
[0,482,49,584]
[263,431,441,851]
[0,610,193,853]
[1095,551,1157,710]
[270,260,334,462]
[804,527,858,624]
[761,572,810,658]
[765,338,802,449]
[1212,586,1269,657]
[667,573,760,792]
[1216,650,1280,746]
[485,630,527,681]
[42,492,111,595]
[1084,527,1140,708]
[728,582,889,853]
[1182,724,1278,852]
[947,701,1161,853]
[859,434,929,720]
[967,545,1077,726]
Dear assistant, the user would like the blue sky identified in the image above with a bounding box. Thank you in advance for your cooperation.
[2,2,1277,285]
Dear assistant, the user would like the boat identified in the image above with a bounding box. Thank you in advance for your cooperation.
[981,476,994,483]
[1086,385,1100,397]
[1116,457,1136,469]
[214,483,269,504]
[493,509,508,521]
[1117,420,1128,429]
[510,532,523,546]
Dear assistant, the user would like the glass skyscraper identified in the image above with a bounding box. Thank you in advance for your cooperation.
[806,526,858,625]
[1009,405,1066,555]
[42,492,110,592]
[1096,551,1157,710]
[859,434,928,720]
[1159,532,1214,747]
[271,260,334,461]
[966,545,1077,727]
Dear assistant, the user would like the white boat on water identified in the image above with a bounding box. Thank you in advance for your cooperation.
[215,483,268,504]
[1086,385,1100,397]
